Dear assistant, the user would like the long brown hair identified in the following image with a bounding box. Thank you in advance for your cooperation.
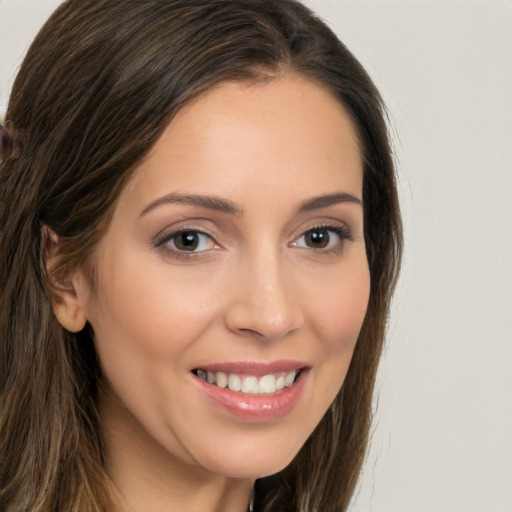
[0,1,402,511]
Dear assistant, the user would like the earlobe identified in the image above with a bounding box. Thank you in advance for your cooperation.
[52,292,87,333]
[43,226,88,333]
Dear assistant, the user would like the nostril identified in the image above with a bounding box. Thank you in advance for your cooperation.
[237,327,265,338]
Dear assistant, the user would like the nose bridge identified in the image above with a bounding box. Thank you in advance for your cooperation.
[225,242,304,340]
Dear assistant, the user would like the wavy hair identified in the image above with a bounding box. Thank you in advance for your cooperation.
[0,1,402,511]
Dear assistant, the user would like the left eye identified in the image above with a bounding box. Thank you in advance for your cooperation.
[291,227,348,250]
[166,230,215,252]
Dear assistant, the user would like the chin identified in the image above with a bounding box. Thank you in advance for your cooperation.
[193,434,304,480]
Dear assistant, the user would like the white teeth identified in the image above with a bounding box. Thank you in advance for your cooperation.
[216,371,228,388]
[228,374,241,392]
[258,374,276,394]
[241,376,259,394]
[196,369,299,395]
[284,371,296,387]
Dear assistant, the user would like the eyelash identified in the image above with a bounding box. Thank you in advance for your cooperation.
[154,228,218,260]
[291,224,353,253]
[154,223,353,260]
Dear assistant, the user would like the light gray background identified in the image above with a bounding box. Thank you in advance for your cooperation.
[1,1,511,511]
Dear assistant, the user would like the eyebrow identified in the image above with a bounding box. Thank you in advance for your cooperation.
[139,193,242,217]
[139,191,361,218]
[297,192,362,213]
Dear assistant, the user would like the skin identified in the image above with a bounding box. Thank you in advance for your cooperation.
[56,74,370,512]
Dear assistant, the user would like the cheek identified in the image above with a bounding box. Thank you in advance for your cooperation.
[85,263,220,444]
[305,258,370,394]
[309,258,370,349]
[89,256,216,361]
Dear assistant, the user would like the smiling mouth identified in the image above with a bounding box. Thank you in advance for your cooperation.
[192,369,302,395]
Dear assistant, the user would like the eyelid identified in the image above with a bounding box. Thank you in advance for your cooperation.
[290,223,353,251]
[153,227,220,258]
[295,220,353,239]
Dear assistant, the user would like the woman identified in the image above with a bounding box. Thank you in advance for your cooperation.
[0,1,402,511]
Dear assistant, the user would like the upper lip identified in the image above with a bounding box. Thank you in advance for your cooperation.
[192,360,309,376]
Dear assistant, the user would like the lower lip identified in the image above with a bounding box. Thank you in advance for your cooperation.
[194,371,308,422]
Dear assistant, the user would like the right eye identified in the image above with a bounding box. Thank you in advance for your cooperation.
[157,229,218,254]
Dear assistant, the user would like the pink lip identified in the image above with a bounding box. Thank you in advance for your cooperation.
[192,364,309,422]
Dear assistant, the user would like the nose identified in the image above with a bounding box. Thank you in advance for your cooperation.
[224,250,305,341]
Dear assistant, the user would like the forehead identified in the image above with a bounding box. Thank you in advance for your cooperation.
[121,74,363,211]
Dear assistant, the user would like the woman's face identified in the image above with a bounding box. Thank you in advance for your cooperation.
[76,75,370,480]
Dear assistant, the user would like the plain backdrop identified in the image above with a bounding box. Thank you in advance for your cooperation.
[1,1,511,511]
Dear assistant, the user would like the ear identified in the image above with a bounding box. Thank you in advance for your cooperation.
[43,227,88,333]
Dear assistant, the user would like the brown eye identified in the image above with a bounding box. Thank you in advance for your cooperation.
[173,231,201,251]
[291,225,351,252]
[165,230,214,252]
[304,229,331,249]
